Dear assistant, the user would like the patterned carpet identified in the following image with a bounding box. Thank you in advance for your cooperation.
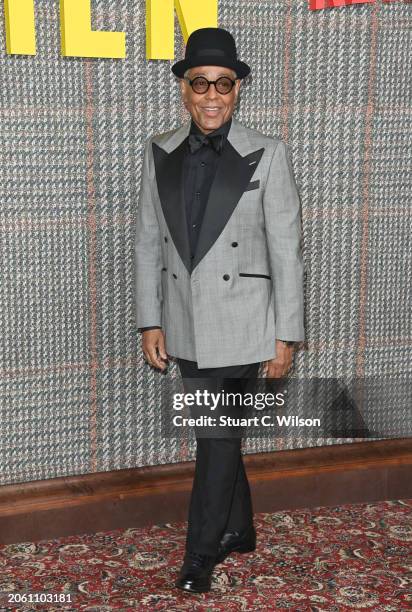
[0,499,411,611]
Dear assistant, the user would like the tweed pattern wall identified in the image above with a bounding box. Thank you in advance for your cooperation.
[0,1,411,485]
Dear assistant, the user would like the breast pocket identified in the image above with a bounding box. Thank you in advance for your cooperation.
[239,272,271,280]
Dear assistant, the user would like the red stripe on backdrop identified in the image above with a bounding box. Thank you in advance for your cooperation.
[309,0,408,9]
[309,0,375,9]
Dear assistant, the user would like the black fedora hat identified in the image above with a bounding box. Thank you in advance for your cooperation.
[172,27,250,79]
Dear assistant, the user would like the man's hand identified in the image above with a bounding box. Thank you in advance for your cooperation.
[263,339,295,378]
[142,329,169,371]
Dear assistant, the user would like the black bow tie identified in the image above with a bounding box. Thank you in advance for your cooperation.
[188,132,224,155]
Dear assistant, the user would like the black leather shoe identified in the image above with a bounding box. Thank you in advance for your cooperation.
[216,524,256,564]
[175,551,217,593]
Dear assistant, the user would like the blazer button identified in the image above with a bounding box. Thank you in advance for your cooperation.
[161,267,167,272]
[173,273,177,279]
[223,274,230,281]
[231,242,238,247]
[164,236,168,243]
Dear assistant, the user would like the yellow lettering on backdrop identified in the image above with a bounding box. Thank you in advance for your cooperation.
[4,0,37,55]
[146,0,218,59]
[60,0,125,58]
[4,0,217,58]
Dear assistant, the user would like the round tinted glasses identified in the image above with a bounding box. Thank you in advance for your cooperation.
[184,76,238,95]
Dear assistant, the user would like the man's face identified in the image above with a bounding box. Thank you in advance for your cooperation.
[180,65,241,134]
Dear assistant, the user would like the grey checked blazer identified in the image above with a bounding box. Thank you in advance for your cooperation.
[134,116,305,368]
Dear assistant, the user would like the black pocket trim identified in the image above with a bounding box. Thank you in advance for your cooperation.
[244,179,260,192]
[239,273,271,280]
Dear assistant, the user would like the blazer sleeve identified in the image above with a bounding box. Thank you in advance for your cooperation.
[263,140,305,342]
[133,137,163,329]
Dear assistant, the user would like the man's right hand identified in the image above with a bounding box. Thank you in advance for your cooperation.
[142,329,168,371]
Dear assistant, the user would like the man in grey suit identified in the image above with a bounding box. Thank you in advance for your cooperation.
[134,27,305,592]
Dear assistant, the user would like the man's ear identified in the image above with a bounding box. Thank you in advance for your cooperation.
[180,78,189,101]
[180,79,190,111]
[234,79,241,101]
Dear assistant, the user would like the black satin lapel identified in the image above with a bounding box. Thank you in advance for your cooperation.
[152,141,192,273]
[192,143,265,271]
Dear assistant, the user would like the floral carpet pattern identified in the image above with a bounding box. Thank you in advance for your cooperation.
[0,499,411,611]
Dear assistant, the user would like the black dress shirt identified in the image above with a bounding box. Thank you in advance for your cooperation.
[139,117,232,332]
[184,117,232,261]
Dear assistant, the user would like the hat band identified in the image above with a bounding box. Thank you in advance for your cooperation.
[188,48,228,57]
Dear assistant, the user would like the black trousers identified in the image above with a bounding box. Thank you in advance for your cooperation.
[177,358,260,556]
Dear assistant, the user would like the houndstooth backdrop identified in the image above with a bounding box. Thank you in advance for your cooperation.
[0,1,411,485]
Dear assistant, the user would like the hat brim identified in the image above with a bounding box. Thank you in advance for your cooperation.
[171,56,250,79]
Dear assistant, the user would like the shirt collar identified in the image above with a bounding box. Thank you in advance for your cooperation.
[189,117,232,140]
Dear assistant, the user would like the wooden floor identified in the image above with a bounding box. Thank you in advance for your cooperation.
[0,438,411,545]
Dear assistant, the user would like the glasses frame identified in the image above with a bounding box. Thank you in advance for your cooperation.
[183,75,238,95]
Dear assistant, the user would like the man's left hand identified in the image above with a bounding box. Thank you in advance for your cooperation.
[263,340,295,378]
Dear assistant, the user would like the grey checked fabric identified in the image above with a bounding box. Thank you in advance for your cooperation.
[0,1,411,484]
